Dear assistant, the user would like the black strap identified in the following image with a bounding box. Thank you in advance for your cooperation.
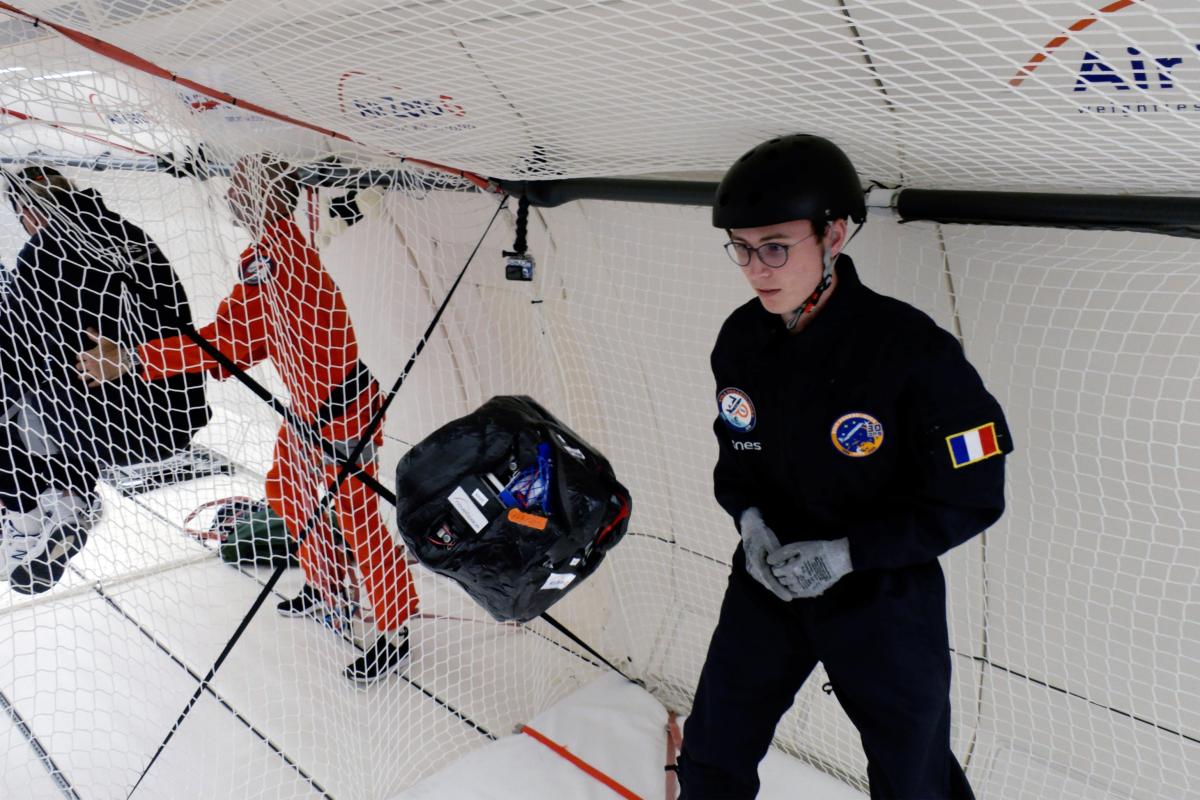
[539,612,638,684]
[305,359,375,439]
[112,275,399,500]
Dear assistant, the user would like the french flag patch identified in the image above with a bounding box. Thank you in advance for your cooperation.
[946,423,1001,469]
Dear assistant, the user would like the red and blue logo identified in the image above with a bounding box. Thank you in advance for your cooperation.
[717,388,756,433]
[239,249,275,286]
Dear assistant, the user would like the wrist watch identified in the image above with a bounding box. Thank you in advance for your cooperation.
[120,344,141,376]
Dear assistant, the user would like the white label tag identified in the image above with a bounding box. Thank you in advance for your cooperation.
[471,488,488,507]
[449,486,488,533]
[540,572,577,591]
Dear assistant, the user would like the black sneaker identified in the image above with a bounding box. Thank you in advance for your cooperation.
[9,525,88,596]
[276,583,321,618]
[345,630,410,684]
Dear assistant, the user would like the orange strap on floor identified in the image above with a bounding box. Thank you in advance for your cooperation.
[664,710,683,800]
[519,724,643,800]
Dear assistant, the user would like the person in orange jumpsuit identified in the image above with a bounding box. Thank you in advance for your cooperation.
[79,154,418,683]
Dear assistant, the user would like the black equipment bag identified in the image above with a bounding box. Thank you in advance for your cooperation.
[394,396,631,623]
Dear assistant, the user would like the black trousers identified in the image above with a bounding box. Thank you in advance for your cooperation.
[0,401,190,514]
[678,546,975,800]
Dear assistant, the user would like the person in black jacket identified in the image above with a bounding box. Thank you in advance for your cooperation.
[0,167,209,594]
[677,136,1013,800]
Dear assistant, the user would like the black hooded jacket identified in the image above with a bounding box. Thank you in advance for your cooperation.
[0,187,209,462]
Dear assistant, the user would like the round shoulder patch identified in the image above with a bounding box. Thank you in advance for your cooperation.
[239,249,276,286]
[831,412,884,457]
[717,387,756,433]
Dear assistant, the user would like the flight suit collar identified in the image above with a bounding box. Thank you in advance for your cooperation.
[754,253,866,353]
[799,253,863,341]
[260,215,300,245]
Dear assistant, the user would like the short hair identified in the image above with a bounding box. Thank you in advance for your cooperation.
[246,153,300,213]
[5,166,76,215]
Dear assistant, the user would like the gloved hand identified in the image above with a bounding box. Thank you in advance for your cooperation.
[767,538,852,599]
[739,507,791,602]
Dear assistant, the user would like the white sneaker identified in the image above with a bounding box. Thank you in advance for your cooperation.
[1,507,48,582]
[38,489,101,534]
[7,490,100,595]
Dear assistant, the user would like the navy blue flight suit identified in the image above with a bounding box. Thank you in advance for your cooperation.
[0,187,209,512]
[678,255,1012,799]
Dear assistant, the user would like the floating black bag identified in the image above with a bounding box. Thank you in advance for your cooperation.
[394,396,631,623]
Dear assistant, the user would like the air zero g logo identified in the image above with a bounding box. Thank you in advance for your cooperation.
[88,94,152,132]
[1009,0,1200,115]
[831,412,884,458]
[717,388,756,433]
[337,71,473,132]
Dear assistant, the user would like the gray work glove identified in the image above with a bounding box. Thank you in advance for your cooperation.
[739,508,791,602]
[767,538,853,599]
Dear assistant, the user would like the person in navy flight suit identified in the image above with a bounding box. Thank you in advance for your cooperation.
[677,134,1014,800]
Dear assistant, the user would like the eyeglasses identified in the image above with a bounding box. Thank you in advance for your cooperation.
[723,231,817,269]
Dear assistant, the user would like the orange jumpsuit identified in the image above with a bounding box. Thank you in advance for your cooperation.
[135,217,417,631]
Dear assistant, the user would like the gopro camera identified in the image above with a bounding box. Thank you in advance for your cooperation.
[504,250,535,281]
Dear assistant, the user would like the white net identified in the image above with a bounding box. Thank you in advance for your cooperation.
[0,2,1197,799]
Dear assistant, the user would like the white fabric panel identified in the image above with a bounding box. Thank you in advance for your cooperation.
[398,672,867,800]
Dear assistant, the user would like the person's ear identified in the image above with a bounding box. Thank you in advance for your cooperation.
[826,219,849,257]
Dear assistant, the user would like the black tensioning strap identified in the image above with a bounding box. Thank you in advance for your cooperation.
[538,612,637,685]
[112,274,389,496]
[0,686,81,800]
[308,359,375,434]
[125,195,510,798]
[69,560,336,800]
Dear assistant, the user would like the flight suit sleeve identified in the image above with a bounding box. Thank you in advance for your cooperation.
[710,316,759,528]
[0,297,25,383]
[73,251,123,337]
[135,280,269,381]
[0,300,14,379]
[846,333,1013,571]
[0,254,34,379]
[712,415,756,526]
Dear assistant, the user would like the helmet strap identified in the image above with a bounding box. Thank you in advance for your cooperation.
[784,232,837,331]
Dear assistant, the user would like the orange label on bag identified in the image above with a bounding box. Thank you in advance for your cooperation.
[507,508,548,531]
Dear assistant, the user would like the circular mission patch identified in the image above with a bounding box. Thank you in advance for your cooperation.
[831,412,884,457]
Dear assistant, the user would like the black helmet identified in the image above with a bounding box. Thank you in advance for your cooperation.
[712,134,865,229]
